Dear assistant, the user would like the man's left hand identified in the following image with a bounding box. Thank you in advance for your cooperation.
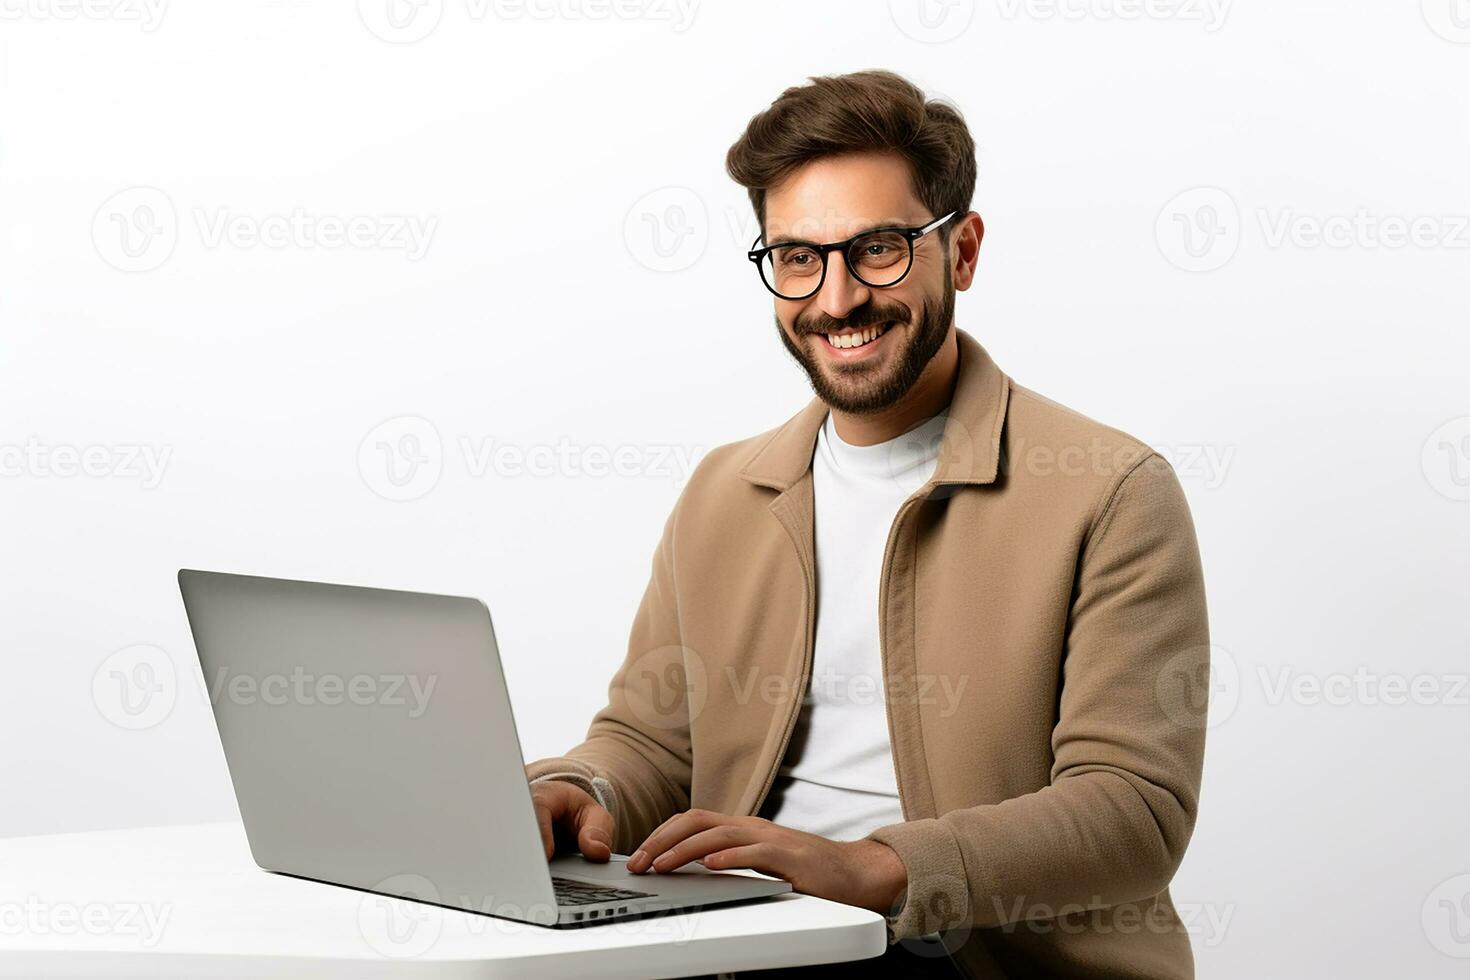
[625,809,907,915]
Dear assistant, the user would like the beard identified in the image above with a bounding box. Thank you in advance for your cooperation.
[777,264,954,415]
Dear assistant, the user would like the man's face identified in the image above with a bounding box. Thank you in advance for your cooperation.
[763,152,955,415]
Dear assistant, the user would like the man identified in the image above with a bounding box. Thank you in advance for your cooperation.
[527,70,1209,978]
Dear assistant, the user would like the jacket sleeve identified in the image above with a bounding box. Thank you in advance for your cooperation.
[867,454,1210,940]
[524,500,693,855]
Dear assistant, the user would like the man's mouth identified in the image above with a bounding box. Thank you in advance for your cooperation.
[817,321,894,351]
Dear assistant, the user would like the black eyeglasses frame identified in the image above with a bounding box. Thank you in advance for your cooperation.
[746,210,958,300]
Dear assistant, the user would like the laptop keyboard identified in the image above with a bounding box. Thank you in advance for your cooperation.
[552,876,655,907]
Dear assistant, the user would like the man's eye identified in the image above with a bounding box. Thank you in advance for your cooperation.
[777,248,818,268]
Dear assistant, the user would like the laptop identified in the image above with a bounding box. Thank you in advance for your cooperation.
[177,569,791,927]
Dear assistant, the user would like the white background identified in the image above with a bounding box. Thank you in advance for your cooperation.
[2,1,1467,976]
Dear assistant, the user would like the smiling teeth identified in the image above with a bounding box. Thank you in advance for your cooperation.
[827,323,890,349]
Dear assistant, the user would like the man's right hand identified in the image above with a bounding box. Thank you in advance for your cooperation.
[530,780,615,862]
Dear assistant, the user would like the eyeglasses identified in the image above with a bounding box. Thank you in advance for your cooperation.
[747,211,957,301]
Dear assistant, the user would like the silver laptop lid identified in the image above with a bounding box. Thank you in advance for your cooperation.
[178,569,558,924]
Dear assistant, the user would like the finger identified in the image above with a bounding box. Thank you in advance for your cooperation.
[628,809,728,874]
[633,810,686,850]
[532,798,556,861]
[650,824,753,873]
[701,843,787,880]
[530,782,583,858]
[629,809,727,872]
[574,802,615,862]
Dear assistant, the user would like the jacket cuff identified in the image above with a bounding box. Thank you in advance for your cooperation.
[866,818,971,942]
[525,758,622,834]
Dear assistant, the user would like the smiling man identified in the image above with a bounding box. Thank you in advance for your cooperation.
[527,70,1209,978]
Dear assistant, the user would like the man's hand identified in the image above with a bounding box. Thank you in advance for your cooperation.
[625,809,907,915]
[530,780,615,863]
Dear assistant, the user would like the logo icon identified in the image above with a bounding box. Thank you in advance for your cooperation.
[93,644,178,730]
[889,0,976,43]
[93,186,178,273]
[1422,416,1470,501]
[1156,186,1240,272]
[358,416,444,502]
[897,872,973,958]
[1423,873,1470,958]
[1423,0,1470,43]
[623,645,708,730]
[887,416,974,496]
[358,873,444,958]
[623,187,708,273]
[1155,643,1239,730]
[357,0,444,43]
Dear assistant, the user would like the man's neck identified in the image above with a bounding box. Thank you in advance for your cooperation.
[829,329,960,447]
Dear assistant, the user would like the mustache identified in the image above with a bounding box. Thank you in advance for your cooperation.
[794,302,910,336]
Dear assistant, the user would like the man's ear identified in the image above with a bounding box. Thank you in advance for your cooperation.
[950,212,984,292]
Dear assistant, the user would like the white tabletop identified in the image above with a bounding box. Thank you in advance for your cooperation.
[0,822,886,978]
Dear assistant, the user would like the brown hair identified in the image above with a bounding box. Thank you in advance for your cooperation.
[725,70,976,235]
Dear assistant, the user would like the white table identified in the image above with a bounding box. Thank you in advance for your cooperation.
[0,822,886,978]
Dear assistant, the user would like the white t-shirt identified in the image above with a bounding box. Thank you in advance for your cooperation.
[762,411,947,841]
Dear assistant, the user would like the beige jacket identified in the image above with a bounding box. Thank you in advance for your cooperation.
[528,331,1210,978]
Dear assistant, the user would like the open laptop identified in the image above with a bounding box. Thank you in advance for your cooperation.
[177,569,791,927]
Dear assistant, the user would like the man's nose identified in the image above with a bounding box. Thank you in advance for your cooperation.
[813,253,870,320]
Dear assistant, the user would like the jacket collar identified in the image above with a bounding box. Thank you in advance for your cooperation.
[738,329,1011,492]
